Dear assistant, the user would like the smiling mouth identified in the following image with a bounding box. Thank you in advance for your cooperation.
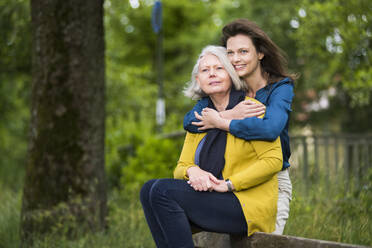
[234,65,246,70]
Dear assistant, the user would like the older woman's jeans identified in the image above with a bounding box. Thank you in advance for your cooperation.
[140,178,247,248]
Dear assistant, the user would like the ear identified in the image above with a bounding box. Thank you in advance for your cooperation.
[196,75,201,86]
[258,52,264,60]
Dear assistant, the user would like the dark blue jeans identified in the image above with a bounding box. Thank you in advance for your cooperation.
[140,178,247,248]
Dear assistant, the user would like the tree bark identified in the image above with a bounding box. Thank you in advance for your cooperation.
[21,0,107,242]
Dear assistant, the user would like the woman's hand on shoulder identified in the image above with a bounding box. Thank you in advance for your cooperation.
[187,166,220,191]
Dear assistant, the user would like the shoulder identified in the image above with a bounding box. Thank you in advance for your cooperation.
[271,77,294,91]
[199,96,209,104]
[245,96,263,105]
[184,131,206,144]
[244,96,265,118]
[269,78,294,98]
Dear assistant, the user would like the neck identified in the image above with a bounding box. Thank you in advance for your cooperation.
[210,90,231,112]
[244,69,268,97]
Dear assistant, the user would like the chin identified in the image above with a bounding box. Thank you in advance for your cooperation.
[210,89,229,96]
[237,71,248,77]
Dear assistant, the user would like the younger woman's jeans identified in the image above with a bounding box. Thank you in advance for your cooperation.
[140,178,247,248]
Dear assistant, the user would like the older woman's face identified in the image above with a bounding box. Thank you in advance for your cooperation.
[196,54,232,96]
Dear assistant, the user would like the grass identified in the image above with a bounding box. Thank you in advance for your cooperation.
[285,169,372,246]
[0,176,371,247]
[285,188,372,246]
[0,183,22,248]
[0,186,155,248]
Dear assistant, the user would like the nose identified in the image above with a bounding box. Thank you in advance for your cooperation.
[231,53,241,63]
[209,68,216,77]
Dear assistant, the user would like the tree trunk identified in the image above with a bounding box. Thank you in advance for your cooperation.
[21,0,107,242]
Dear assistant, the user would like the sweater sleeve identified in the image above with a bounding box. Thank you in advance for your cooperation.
[173,132,198,180]
[183,97,209,133]
[229,138,283,191]
[230,83,294,141]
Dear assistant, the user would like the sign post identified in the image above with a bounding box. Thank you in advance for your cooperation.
[152,1,165,132]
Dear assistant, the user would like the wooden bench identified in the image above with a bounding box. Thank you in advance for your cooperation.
[192,231,371,248]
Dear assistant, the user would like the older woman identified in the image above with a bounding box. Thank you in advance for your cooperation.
[140,45,282,248]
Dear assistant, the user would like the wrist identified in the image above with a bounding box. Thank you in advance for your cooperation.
[216,118,230,131]
[219,110,228,119]
[220,109,232,120]
[225,179,235,192]
[186,166,198,176]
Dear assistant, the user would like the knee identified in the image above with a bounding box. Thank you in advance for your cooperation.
[148,179,176,203]
[140,179,158,204]
[278,169,292,194]
[149,179,166,201]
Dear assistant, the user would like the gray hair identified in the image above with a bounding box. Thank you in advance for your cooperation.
[183,45,247,100]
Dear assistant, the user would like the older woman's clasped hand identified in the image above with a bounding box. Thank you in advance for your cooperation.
[187,166,228,192]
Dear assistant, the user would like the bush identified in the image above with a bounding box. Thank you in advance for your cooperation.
[120,135,184,191]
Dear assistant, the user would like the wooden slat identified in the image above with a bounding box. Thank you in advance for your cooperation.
[193,232,371,248]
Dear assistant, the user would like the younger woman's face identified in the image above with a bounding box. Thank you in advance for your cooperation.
[226,34,264,79]
[196,54,232,96]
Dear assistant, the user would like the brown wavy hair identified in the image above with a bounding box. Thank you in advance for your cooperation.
[221,19,298,83]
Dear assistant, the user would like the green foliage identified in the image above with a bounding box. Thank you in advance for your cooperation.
[0,0,30,190]
[121,135,184,191]
[292,0,372,131]
[0,0,31,72]
[104,0,218,120]
[105,63,158,188]
[294,0,372,94]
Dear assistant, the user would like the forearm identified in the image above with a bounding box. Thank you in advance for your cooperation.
[183,110,201,133]
[219,109,235,120]
[174,132,199,180]
[173,163,197,180]
[215,117,231,132]
[229,83,293,141]
[229,117,284,141]
[183,98,209,133]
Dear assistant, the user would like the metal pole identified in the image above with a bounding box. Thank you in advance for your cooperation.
[152,1,165,133]
[156,29,165,132]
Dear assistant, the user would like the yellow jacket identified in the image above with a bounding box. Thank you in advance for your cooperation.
[173,98,283,236]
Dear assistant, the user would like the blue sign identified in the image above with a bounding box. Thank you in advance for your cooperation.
[152,1,162,34]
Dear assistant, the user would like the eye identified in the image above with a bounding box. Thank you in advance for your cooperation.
[240,49,248,54]
[227,51,234,56]
[217,66,224,70]
[201,68,209,72]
